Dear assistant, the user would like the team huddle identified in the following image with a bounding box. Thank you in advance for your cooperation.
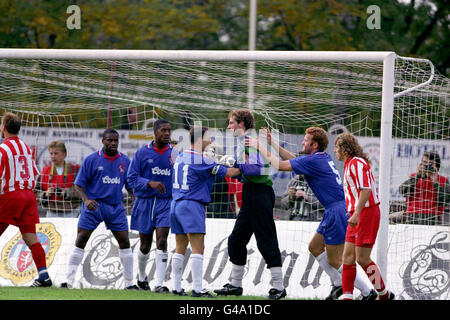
[0,110,394,300]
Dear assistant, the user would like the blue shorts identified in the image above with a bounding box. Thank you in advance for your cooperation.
[78,202,128,232]
[316,201,349,245]
[130,197,171,235]
[170,199,206,234]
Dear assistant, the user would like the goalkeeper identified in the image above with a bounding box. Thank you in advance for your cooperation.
[214,109,286,300]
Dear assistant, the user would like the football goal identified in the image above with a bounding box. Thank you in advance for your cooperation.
[0,49,448,299]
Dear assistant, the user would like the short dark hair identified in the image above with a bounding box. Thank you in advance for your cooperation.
[424,151,441,170]
[229,109,255,130]
[153,119,170,133]
[190,126,209,144]
[102,128,119,139]
[2,112,21,135]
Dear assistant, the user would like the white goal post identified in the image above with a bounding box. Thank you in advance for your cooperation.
[0,49,447,299]
[0,48,397,275]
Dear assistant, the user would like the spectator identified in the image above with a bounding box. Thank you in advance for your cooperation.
[280,174,324,221]
[225,177,242,215]
[120,107,138,130]
[35,140,81,218]
[398,151,450,225]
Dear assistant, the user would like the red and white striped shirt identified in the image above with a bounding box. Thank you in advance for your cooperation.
[0,137,39,195]
[343,156,380,213]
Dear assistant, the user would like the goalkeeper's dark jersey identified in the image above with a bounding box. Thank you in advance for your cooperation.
[236,132,272,187]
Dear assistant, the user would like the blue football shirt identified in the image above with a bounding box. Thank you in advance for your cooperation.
[289,152,345,209]
[127,141,175,198]
[172,149,228,204]
[75,149,131,205]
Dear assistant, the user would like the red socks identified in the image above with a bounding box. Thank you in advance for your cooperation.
[343,261,389,300]
[363,261,388,298]
[342,264,357,300]
[30,242,48,271]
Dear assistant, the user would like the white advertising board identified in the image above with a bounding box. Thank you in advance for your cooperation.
[0,218,448,300]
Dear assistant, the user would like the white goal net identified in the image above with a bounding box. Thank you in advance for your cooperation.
[0,49,448,299]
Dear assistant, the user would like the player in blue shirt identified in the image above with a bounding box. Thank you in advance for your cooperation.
[127,119,175,292]
[61,129,137,290]
[247,126,376,300]
[170,126,240,298]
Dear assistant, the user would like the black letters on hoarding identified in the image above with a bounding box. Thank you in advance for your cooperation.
[79,232,325,290]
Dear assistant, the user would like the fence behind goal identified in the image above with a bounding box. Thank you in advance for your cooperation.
[0,49,448,299]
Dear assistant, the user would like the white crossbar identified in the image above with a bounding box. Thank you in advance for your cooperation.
[0,49,395,62]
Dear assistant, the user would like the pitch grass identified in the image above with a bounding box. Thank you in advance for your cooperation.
[0,286,285,300]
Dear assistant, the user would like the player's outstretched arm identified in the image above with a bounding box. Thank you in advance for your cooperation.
[217,154,262,176]
[245,136,292,172]
[259,127,295,160]
[218,155,237,168]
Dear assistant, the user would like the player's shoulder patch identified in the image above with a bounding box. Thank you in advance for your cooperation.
[211,165,221,175]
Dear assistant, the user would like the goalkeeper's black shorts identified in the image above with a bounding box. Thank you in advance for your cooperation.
[227,183,282,268]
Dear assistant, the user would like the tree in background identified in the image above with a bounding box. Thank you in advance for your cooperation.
[255,0,448,76]
[0,0,447,76]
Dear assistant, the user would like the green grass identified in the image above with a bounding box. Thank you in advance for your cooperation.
[0,286,273,300]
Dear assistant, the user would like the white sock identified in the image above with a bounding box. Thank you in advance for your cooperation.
[269,266,284,291]
[66,246,84,286]
[155,249,168,287]
[230,263,245,288]
[190,254,203,292]
[119,248,134,288]
[172,253,185,292]
[337,265,372,296]
[316,251,342,286]
[354,270,372,296]
[137,249,150,282]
